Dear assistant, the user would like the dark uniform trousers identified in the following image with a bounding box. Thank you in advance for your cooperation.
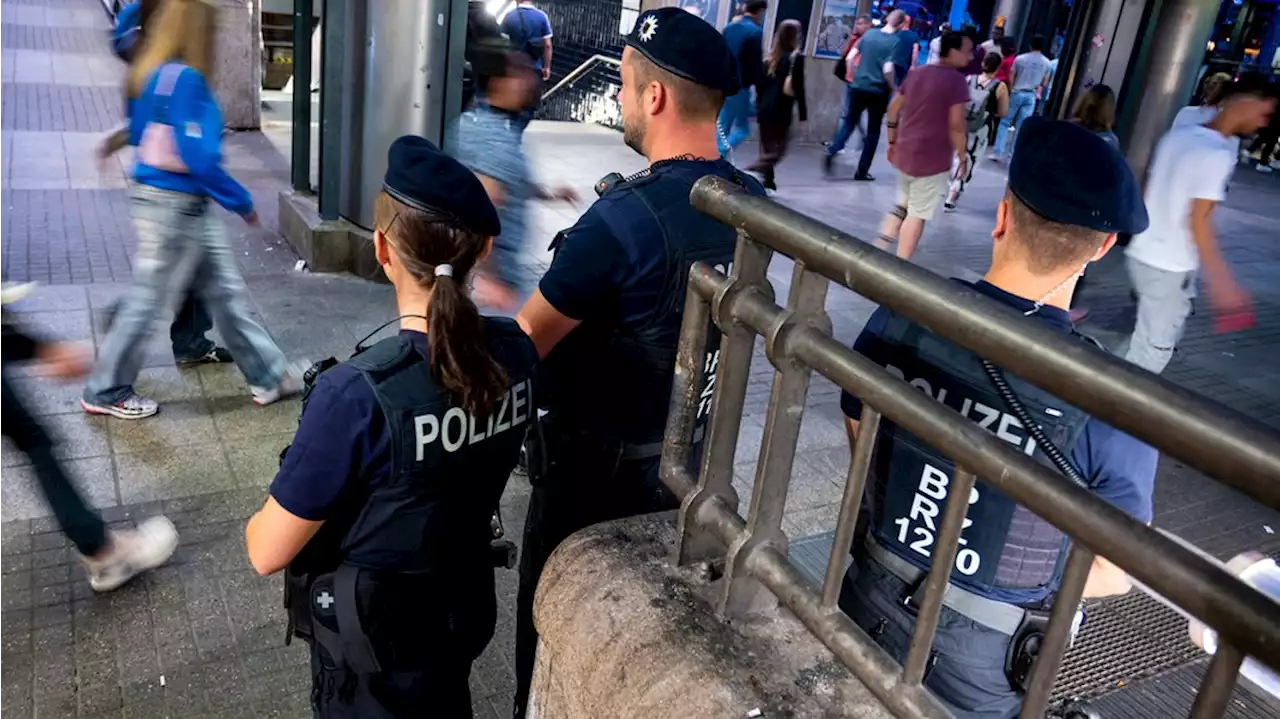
[513,425,680,718]
[840,549,1022,719]
[307,567,498,718]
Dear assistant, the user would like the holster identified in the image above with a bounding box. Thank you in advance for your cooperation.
[282,564,383,675]
[1004,608,1051,692]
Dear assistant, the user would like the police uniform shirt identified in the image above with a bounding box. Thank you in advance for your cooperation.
[270,327,534,525]
[538,158,746,331]
[840,280,1157,605]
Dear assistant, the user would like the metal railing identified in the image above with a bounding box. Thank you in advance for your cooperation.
[540,53,621,103]
[658,176,1280,718]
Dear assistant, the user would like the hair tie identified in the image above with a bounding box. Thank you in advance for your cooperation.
[434,264,454,278]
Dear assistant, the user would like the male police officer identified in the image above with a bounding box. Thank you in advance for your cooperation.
[511,8,764,717]
[838,118,1157,718]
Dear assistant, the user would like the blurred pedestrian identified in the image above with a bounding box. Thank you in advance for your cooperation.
[927,21,951,64]
[717,0,767,158]
[499,0,554,132]
[453,45,578,310]
[3,290,178,591]
[991,35,1051,162]
[1124,84,1275,373]
[1071,83,1119,149]
[946,51,1006,210]
[878,31,972,259]
[98,0,231,371]
[830,14,872,154]
[83,0,307,419]
[749,20,807,191]
[824,9,906,181]
[893,15,921,84]
[1066,84,1120,322]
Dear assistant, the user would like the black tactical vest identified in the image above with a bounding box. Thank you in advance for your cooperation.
[864,310,1092,600]
[541,159,766,444]
[284,319,538,674]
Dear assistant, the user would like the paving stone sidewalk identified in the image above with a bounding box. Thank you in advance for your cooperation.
[4,1,1280,717]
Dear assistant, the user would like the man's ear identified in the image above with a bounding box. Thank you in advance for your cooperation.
[992,198,1010,242]
[647,81,667,117]
[479,237,494,263]
[1092,233,1118,263]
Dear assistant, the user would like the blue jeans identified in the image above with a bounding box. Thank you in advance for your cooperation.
[84,185,288,405]
[827,85,890,177]
[993,90,1037,158]
[717,91,752,156]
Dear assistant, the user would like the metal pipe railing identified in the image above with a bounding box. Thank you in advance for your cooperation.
[657,177,1280,718]
[540,54,621,103]
[689,177,1280,509]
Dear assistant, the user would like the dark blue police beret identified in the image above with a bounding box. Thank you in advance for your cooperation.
[1009,117,1148,235]
[383,135,501,237]
[623,8,740,96]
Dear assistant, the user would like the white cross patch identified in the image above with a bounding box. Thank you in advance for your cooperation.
[315,590,335,609]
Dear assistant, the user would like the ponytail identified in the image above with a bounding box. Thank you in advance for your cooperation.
[374,191,508,417]
[426,270,508,416]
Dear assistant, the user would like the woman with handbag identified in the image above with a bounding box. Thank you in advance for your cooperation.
[83,0,306,419]
[749,20,807,191]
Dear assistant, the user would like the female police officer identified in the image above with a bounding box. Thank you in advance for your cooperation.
[245,136,538,718]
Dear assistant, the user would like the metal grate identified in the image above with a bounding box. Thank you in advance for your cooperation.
[1082,658,1280,718]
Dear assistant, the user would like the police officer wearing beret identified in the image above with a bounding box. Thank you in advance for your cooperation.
[510,8,765,717]
[838,119,1157,718]
[245,136,538,717]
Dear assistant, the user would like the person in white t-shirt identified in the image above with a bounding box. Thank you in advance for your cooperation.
[1172,72,1241,159]
[927,22,951,64]
[1123,85,1275,374]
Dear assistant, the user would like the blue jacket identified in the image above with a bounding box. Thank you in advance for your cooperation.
[722,16,763,93]
[130,64,253,216]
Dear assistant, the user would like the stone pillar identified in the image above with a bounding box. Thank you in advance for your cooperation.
[525,513,896,719]
[992,0,1029,40]
[213,0,262,130]
[1124,0,1218,178]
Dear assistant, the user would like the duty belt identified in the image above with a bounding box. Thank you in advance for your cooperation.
[864,535,1026,636]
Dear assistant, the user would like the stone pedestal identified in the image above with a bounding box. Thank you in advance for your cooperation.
[213,0,262,130]
[527,513,894,719]
[278,190,386,282]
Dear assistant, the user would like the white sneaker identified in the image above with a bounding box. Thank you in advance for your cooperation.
[1,281,38,305]
[250,360,310,406]
[1256,164,1274,174]
[81,393,159,420]
[82,516,179,592]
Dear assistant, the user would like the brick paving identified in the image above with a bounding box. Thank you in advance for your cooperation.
[3,1,1280,717]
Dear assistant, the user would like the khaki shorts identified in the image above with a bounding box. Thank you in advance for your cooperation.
[896,171,950,221]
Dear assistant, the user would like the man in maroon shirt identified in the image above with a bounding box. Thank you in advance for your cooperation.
[877,30,972,260]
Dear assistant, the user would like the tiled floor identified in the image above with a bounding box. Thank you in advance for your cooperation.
[4,0,1280,717]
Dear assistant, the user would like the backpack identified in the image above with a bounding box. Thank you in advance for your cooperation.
[111,1,142,63]
[964,75,997,134]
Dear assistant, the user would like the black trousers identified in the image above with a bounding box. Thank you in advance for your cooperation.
[308,574,496,719]
[1,374,107,556]
[512,426,679,718]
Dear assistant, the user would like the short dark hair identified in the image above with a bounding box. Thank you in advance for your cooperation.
[1007,192,1108,273]
[1029,34,1046,52]
[630,51,724,122]
[999,38,1017,56]
[745,0,767,13]
[939,31,969,57]
[982,51,1003,73]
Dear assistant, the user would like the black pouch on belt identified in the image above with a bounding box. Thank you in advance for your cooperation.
[523,414,551,488]
[1005,608,1051,692]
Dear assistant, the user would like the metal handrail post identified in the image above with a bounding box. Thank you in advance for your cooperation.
[718,262,829,618]
[540,54,622,103]
[317,0,345,221]
[291,0,313,193]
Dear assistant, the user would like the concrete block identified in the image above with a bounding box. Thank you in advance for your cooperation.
[277,190,386,282]
[212,0,262,130]
[528,513,895,719]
